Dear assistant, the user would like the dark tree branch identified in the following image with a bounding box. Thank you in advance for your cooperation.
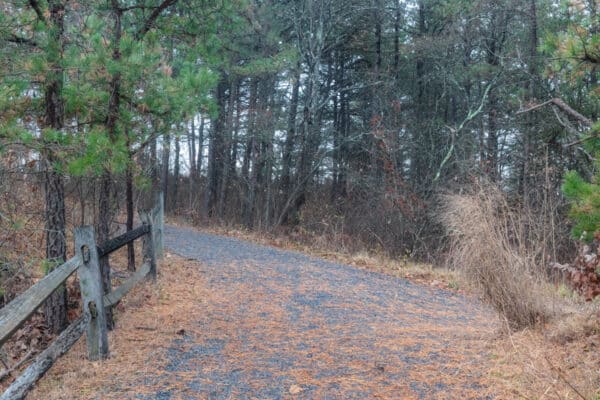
[6,35,38,47]
[136,0,179,39]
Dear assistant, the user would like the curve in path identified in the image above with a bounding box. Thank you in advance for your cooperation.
[142,225,496,399]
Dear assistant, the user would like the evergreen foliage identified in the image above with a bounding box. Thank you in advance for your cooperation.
[545,2,600,241]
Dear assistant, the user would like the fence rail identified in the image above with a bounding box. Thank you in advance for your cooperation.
[0,196,163,400]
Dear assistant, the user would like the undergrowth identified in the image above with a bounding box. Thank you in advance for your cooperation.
[440,184,554,330]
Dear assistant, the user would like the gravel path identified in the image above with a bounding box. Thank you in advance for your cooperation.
[142,225,496,399]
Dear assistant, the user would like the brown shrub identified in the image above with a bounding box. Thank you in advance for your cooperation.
[440,183,553,330]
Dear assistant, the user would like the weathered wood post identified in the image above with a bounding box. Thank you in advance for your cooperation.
[139,211,157,282]
[153,192,164,259]
[74,226,109,360]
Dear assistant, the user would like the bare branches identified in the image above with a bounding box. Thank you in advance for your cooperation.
[433,79,496,182]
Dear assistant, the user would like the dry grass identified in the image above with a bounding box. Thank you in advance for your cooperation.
[439,184,600,398]
[487,317,600,400]
[29,252,211,399]
[440,185,553,330]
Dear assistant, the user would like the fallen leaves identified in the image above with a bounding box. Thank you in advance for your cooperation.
[289,384,303,394]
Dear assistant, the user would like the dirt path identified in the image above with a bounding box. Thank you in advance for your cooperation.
[142,225,496,399]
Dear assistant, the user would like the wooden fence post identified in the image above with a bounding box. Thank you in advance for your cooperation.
[74,226,109,361]
[153,192,164,259]
[139,211,157,282]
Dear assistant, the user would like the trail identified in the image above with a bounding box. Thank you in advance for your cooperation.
[142,225,495,399]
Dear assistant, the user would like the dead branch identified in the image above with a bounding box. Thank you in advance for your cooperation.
[544,355,588,400]
[517,98,592,127]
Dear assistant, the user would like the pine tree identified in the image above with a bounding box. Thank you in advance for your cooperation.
[545,1,600,241]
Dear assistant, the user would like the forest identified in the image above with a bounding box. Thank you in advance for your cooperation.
[0,0,600,398]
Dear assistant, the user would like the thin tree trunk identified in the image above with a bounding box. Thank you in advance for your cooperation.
[188,119,196,210]
[281,68,300,200]
[242,79,259,227]
[523,0,538,207]
[263,82,277,227]
[394,0,401,79]
[197,115,204,177]
[125,133,135,271]
[230,90,241,177]
[161,133,170,212]
[487,90,499,180]
[173,133,180,211]
[218,79,237,219]
[150,127,158,194]
[203,79,228,218]
[411,0,428,186]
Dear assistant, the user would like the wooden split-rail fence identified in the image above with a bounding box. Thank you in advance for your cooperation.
[0,196,164,400]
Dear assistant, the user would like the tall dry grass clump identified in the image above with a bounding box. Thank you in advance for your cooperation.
[441,184,553,330]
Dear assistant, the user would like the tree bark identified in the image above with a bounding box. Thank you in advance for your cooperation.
[42,0,67,335]
[125,133,135,271]
[173,133,180,211]
[203,78,228,219]
[242,79,259,227]
[197,115,204,177]
[523,0,538,206]
[217,79,237,219]
[281,68,300,199]
[188,119,196,210]
[161,133,171,211]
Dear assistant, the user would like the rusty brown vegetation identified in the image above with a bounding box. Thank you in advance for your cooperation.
[440,185,553,330]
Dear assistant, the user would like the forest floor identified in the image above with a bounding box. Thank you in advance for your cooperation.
[27,224,599,399]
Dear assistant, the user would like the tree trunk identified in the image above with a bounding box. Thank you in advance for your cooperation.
[242,79,259,227]
[188,119,196,210]
[411,0,428,187]
[394,0,401,79]
[125,134,135,271]
[197,115,204,177]
[523,0,538,206]
[43,0,67,335]
[43,164,67,333]
[173,133,180,211]
[203,79,228,219]
[97,174,114,330]
[281,67,300,200]
[217,79,237,219]
[161,133,170,212]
